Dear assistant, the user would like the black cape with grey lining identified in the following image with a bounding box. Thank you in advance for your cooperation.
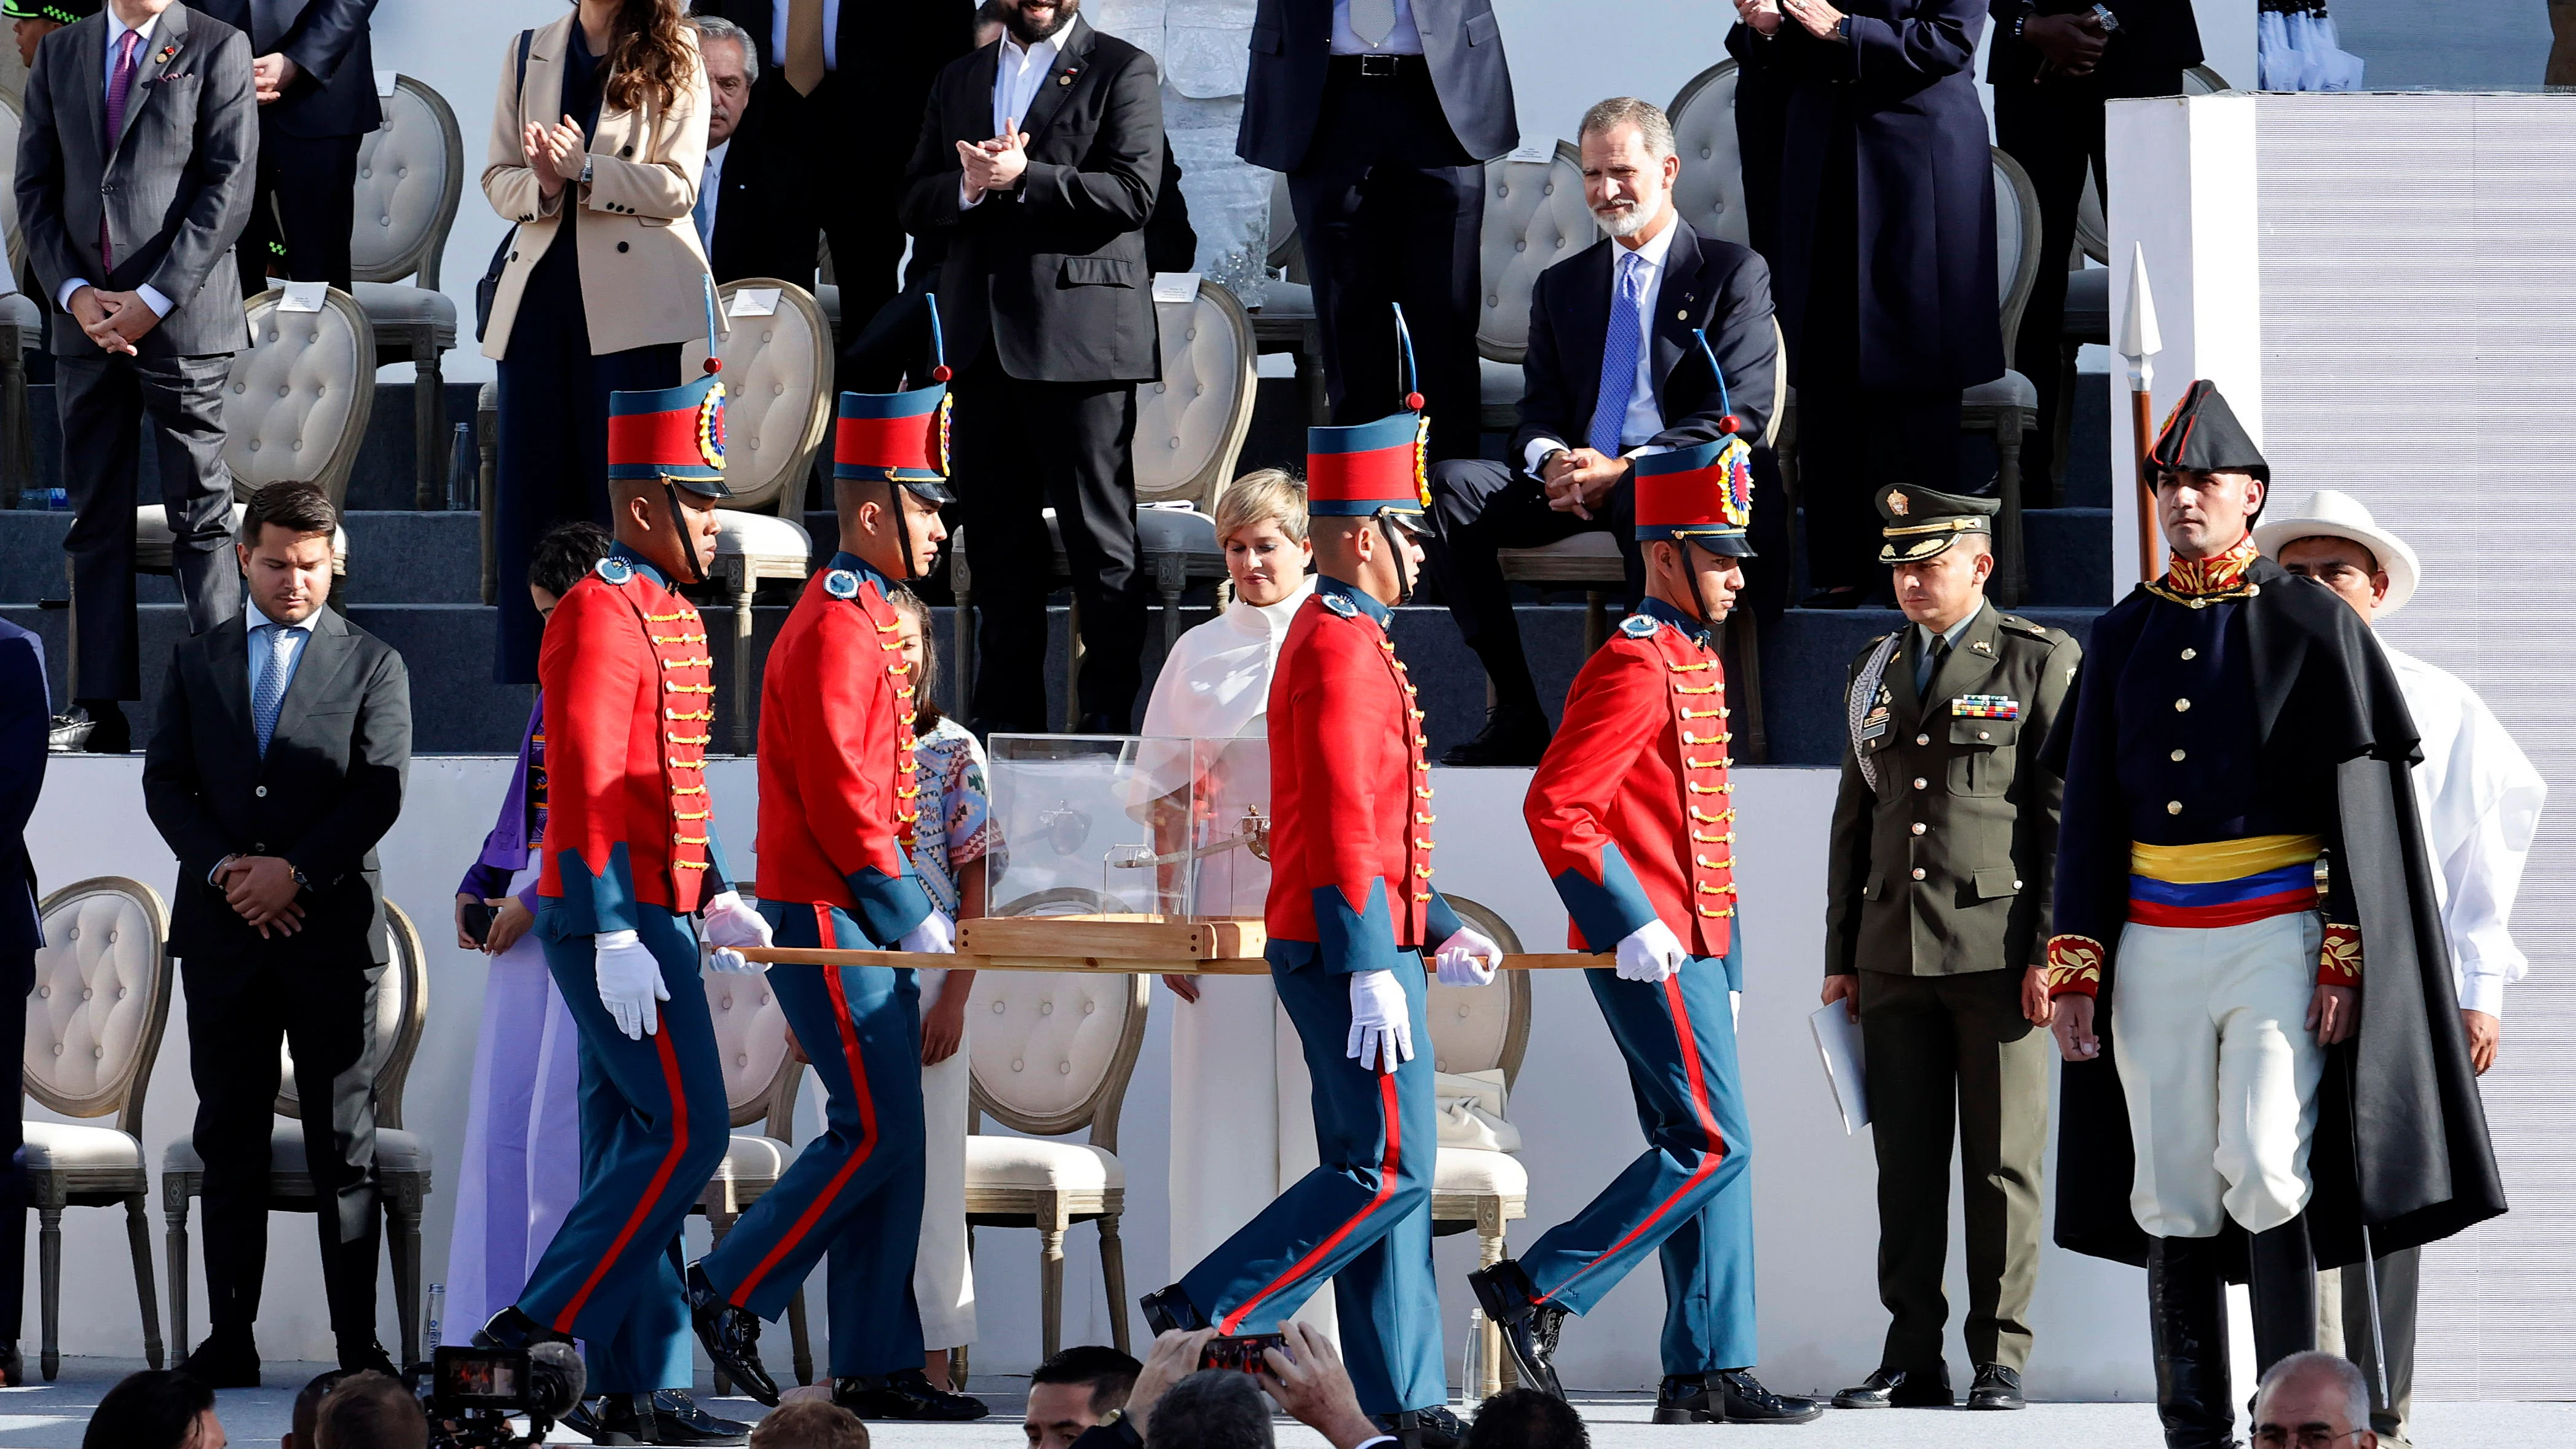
[2041,556,2507,1271]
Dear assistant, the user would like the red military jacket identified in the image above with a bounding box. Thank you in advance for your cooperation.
[1525,598,1738,960]
[1265,575,1463,974]
[537,547,731,933]
[754,553,933,946]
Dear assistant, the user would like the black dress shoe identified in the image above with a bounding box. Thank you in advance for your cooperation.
[1966,1364,2026,1410]
[834,1368,989,1421]
[177,1330,261,1389]
[593,1393,655,1446]
[1831,1365,1954,1409]
[1373,1404,1466,1449]
[338,1338,398,1378]
[686,1261,778,1405]
[560,1400,633,1445]
[1466,1260,1566,1400]
[1656,1370,1824,1424]
[473,1305,575,1351]
[69,700,130,754]
[1439,708,1552,767]
[646,1390,751,1445]
[1139,1284,1208,1335]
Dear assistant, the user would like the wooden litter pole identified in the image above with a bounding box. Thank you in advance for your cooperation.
[703,914,1611,974]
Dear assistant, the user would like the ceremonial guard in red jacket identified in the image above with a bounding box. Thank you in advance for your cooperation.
[478,351,782,1445]
[1143,312,1503,1449]
[689,304,986,1423]
[1479,385,1819,1426]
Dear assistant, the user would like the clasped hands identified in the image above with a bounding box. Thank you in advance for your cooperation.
[521,113,588,200]
[957,117,1032,204]
[1539,447,1627,521]
[215,855,303,938]
[1734,0,1846,41]
[65,286,157,357]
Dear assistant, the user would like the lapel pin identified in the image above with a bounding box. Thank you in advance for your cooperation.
[156,42,181,64]
[1971,639,1993,655]
[1058,72,1075,85]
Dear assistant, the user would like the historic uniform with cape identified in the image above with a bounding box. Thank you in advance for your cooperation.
[2043,382,2503,1447]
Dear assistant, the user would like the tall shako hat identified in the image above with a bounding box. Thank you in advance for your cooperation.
[834,293,955,578]
[2147,379,2269,484]
[606,277,730,583]
[1306,304,1432,531]
[1634,330,1756,558]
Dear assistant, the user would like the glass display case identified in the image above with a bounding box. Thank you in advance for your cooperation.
[982,733,1272,923]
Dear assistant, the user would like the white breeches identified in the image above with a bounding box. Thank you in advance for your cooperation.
[916,968,977,1350]
[2112,912,2325,1238]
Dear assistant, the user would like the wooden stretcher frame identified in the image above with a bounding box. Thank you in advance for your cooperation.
[705,913,1607,974]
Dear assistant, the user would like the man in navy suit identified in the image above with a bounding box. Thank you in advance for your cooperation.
[0,619,47,1387]
[1421,98,1777,766]
[193,0,380,294]
[1242,0,1516,464]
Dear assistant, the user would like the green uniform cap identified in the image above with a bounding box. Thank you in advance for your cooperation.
[3,0,101,23]
[1876,484,1999,564]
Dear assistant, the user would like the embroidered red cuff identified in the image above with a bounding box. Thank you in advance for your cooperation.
[2318,922,2362,987]
[2045,934,2106,998]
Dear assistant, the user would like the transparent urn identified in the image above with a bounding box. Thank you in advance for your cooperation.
[982,733,1273,926]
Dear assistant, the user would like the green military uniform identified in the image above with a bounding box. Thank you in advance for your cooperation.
[1823,486,2078,1393]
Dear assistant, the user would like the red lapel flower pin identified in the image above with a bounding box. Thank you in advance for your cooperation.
[155,41,181,65]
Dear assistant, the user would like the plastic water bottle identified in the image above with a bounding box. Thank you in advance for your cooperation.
[425,1282,444,1354]
[1460,1308,1487,1414]
[448,424,477,511]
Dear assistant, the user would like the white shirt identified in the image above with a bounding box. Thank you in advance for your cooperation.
[694,139,730,249]
[61,9,173,319]
[961,29,1065,210]
[2382,642,2545,1017]
[767,0,840,74]
[1521,216,1680,476]
[1330,0,1425,55]
[246,595,320,706]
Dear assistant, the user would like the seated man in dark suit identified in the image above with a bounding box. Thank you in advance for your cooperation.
[141,482,412,1386]
[1423,96,1777,766]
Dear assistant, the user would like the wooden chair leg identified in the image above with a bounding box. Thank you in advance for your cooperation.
[126,1195,164,1370]
[391,1179,425,1368]
[164,1181,192,1362]
[788,1288,815,1388]
[1582,591,1608,655]
[1038,1204,1069,1361]
[412,340,446,510]
[1097,1213,1131,1357]
[1992,410,2030,608]
[731,558,757,755]
[37,1200,61,1381]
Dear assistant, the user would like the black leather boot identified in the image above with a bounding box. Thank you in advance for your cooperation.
[1466,1258,1567,1400]
[2248,1215,2318,1379]
[2146,1234,2237,1449]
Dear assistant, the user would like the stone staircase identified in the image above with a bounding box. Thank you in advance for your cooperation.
[1,376,2119,762]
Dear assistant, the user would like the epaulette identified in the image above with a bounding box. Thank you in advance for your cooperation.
[1997,614,2060,639]
[823,568,860,600]
[1618,614,1659,639]
[595,556,633,585]
[1319,593,1357,618]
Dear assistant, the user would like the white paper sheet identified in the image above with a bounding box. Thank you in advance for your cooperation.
[374,69,399,98]
[1809,1001,1870,1134]
[726,288,781,318]
[1151,272,1201,304]
[277,280,328,314]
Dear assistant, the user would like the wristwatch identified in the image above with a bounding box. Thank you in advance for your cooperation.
[1537,447,1569,478]
[579,155,595,187]
[290,866,311,890]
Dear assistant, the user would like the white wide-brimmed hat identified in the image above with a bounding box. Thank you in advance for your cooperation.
[2252,489,2420,617]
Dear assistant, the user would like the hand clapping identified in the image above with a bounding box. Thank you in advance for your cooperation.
[1734,0,1784,36]
[1779,0,1847,40]
[957,118,1032,203]
[523,114,587,197]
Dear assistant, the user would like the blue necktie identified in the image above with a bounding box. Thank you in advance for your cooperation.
[692,175,715,251]
[1587,250,1648,457]
[253,624,295,757]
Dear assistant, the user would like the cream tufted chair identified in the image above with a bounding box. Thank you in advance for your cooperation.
[950,279,1257,727]
[1669,61,1753,250]
[349,75,465,507]
[693,950,816,1388]
[24,878,173,1380]
[1475,141,1593,432]
[1959,148,2046,605]
[707,278,834,751]
[1423,896,1530,1399]
[961,904,1152,1360]
[161,902,432,1365]
[223,287,380,510]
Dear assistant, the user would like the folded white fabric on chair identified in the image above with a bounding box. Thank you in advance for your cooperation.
[1433,1068,1519,1153]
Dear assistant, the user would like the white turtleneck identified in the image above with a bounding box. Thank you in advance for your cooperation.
[1141,577,1318,743]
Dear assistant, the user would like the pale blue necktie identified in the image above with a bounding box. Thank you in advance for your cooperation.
[692,174,716,251]
[1587,250,1648,457]
[253,624,295,757]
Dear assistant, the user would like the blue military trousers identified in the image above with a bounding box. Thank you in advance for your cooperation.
[1179,953,1442,1416]
[522,906,729,1393]
[1517,953,1758,1375]
[699,901,928,1378]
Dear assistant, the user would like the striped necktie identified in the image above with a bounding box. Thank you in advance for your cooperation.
[253,624,296,757]
[1587,250,1647,457]
[101,28,143,269]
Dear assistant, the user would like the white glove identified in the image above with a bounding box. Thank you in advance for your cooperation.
[1345,969,1414,1073]
[1615,919,1689,984]
[595,930,670,1040]
[1432,926,1502,987]
[700,891,773,974]
[899,910,957,955]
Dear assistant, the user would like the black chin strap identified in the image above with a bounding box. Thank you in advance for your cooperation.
[664,481,707,586]
[1375,512,1416,607]
[891,478,918,580]
[1680,539,1720,649]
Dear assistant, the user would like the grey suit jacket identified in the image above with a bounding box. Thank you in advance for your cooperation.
[143,606,411,966]
[15,4,259,358]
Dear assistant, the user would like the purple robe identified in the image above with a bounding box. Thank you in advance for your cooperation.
[459,695,547,909]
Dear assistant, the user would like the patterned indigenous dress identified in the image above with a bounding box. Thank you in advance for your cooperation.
[905,713,993,1351]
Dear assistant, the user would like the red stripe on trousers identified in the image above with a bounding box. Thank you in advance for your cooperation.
[555,996,693,1332]
[2126,887,2318,930]
[729,904,882,1305]
[1220,1068,1404,1334]
[1536,973,1726,1305]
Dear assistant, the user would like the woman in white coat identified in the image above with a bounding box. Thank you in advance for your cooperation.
[1136,471,1337,1335]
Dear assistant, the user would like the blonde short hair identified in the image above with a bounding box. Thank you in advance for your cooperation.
[1214,469,1309,545]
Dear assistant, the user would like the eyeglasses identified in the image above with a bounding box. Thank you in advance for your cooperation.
[2253,1426,2365,1448]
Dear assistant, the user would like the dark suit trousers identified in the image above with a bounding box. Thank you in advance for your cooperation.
[235,127,362,296]
[0,949,25,1339]
[730,73,913,393]
[1423,457,1638,718]
[58,351,240,701]
[1993,69,2181,492]
[492,239,681,682]
[1857,966,2050,1373]
[183,949,384,1343]
[1286,65,1483,464]
[954,355,1147,731]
